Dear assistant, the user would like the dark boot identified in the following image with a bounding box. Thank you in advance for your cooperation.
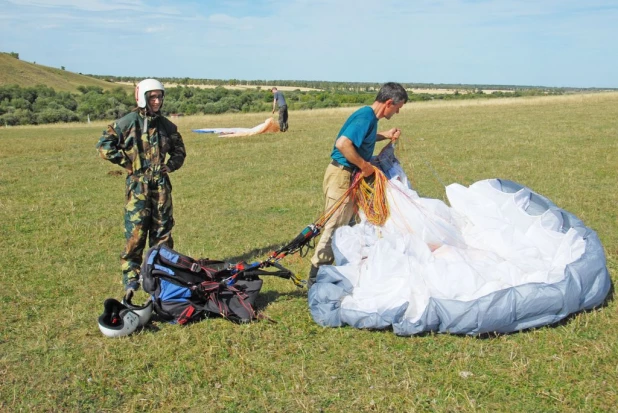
[307,265,319,289]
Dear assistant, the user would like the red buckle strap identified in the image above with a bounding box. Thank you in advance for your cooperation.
[177,305,196,325]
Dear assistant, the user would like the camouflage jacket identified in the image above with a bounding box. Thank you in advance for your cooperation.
[96,110,186,177]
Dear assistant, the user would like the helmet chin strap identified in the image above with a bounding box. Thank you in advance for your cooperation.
[143,103,158,133]
[142,92,162,133]
[143,116,148,137]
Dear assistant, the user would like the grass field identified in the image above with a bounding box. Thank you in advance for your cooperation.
[1,93,616,412]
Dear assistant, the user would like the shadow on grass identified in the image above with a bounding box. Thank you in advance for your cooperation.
[255,288,306,311]
[219,243,289,265]
[219,243,309,311]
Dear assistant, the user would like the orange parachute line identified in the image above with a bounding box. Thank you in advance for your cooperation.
[313,166,392,229]
[314,183,355,228]
[351,167,390,226]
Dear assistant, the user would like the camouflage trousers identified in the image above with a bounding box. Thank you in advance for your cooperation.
[278,105,288,132]
[121,174,174,287]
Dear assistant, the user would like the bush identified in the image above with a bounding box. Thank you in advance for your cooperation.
[12,98,31,110]
[0,109,35,125]
[36,107,80,124]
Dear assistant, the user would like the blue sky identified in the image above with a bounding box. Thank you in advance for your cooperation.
[1,0,617,88]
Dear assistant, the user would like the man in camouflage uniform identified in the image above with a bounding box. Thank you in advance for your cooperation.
[96,79,186,293]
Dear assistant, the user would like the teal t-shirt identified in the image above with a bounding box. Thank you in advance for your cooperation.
[330,106,378,168]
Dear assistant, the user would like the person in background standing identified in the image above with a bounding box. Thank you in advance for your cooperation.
[271,87,289,132]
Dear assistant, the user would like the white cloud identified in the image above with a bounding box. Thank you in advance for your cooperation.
[6,0,144,12]
[144,26,165,33]
[5,0,182,15]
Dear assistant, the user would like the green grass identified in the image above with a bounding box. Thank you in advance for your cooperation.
[0,52,133,93]
[1,93,617,412]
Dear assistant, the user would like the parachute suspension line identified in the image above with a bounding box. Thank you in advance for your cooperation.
[389,182,459,246]
[413,142,470,193]
[267,176,362,264]
[385,184,417,235]
[420,157,449,189]
[350,167,391,226]
[317,165,392,229]
[267,165,389,265]
[386,173,485,279]
[314,175,361,228]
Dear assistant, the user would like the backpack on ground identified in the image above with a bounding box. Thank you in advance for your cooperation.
[141,244,294,324]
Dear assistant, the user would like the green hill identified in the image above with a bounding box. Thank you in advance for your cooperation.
[0,52,132,93]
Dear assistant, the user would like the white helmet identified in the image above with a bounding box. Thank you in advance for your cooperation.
[135,78,165,109]
[98,298,140,338]
[122,294,154,327]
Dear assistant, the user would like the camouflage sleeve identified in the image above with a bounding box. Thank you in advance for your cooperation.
[96,123,132,170]
[166,130,186,172]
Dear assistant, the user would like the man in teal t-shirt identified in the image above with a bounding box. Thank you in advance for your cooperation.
[308,82,408,288]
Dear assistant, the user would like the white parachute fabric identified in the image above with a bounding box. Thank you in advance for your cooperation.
[308,148,610,335]
[192,117,280,137]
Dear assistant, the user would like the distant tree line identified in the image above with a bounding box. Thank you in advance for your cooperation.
[0,82,566,126]
[91,74,579,94]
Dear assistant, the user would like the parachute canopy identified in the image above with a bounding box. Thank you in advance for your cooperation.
[192,117,280,138]
[309,147,610,336]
